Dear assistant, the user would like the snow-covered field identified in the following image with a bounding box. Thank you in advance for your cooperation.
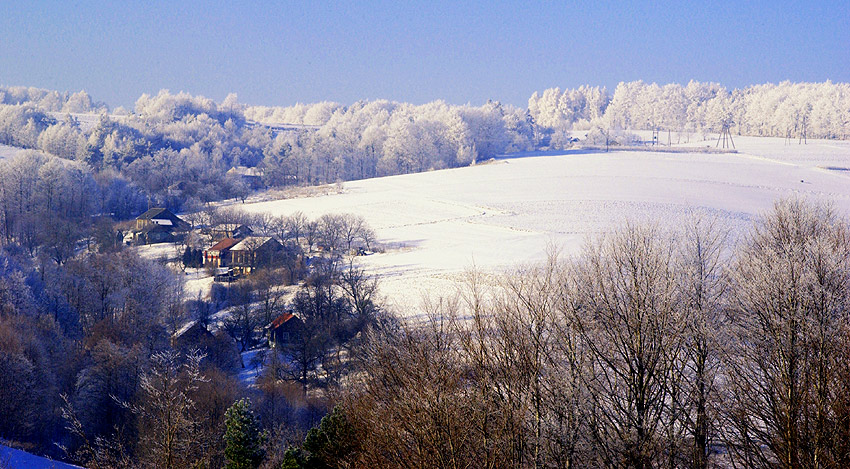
[0,143,24,159]
[223,137,850,316]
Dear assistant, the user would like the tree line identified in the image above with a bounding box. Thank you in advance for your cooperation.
[0,87,534,214]
[530,80,850,141]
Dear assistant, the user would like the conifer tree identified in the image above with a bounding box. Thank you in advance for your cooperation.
[224,398,266,469]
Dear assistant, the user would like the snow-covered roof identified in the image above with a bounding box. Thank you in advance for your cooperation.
[230,236,273,251]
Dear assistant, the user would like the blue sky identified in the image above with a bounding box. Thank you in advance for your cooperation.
[2,0,848,108]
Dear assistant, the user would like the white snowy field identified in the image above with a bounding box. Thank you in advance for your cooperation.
[239,136,850,316]
[0,143,24,159]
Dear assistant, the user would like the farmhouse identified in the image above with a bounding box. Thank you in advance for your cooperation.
[135,207,191,231]
[204,237,240,268]
[130,207,191,244]
[134,223,176,244]
[209,223,254,240]
[267,312,303,348]
[226,166,265,189]
[171,321,240,370]
[171,321,214,349]
[229,236,283,274]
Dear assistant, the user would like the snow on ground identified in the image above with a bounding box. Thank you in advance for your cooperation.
[239,348,269,386]
[47,112,133,132]
[669,133,850,170]
[130,242,182,262]
[0,143,23,160]
[0,444,82,469]
[181,267,214,300]
[240,137,850,317]
[131,245,215,300]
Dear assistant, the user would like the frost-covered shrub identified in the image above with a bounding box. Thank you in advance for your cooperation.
[583,126,642,147]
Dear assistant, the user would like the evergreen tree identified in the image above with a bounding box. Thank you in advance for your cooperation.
[182,246,193,268]
[182,247,204,268]
[280,447,307,469]
[224,398,266,469]
[279,406,359,469]
[303,406,359,468]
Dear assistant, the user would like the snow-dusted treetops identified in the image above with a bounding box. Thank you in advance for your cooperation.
[0,81,848,210]
[530,81,850,140]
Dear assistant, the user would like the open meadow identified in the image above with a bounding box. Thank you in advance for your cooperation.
[240,136,850,315]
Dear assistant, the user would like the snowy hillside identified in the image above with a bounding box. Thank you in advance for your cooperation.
[0,444,82,469]
[239,136,850,315]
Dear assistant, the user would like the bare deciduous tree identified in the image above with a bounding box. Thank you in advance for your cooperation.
[724,199,850,469]
[568,224,683,469]
[124,350,209,469]
[674,215,728,469]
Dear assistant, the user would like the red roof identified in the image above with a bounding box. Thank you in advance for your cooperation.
[208,237,240,252]
[269,312,295,330]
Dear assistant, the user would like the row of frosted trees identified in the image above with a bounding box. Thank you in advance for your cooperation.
[0,88,537,208]
[255,98,534,185]
[333,199,850,468]
[530,80,850,140]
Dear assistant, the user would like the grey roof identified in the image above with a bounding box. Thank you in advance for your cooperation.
[137,207,169,220]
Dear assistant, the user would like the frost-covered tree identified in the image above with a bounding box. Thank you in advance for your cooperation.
[725,199,850,468]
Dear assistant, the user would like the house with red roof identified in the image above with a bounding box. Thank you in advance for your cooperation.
[229,236,283,274]
[204,237,240,268]
[266,312,303,348]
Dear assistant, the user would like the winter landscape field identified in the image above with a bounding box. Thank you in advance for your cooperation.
[4,1,850,467]
[240,135,850,314]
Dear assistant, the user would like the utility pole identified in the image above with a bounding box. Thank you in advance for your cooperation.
[716,119,735,150]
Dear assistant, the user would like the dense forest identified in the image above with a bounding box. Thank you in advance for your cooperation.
[0,206,383,468]
[530,80,850,140]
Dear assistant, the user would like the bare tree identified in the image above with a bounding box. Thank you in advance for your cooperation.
[724,199,850,468]
[340,213,366,253]
[286,211,308,248]
[319,213,344,253]
[270,215,291,245]
[344,305,481,468]
[674,215,728,469]
[567,223,683,469]
[61,394,133,469]
[252,271,288,328]
[304,219,319,253]
[124,350,208,469]
[222,281,261,354]
[338,261,380,323]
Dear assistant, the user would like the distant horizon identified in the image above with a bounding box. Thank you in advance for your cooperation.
[3,78,849,112]
[2,1,847,109]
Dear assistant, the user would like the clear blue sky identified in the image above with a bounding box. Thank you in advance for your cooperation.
[2,0,848,109]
